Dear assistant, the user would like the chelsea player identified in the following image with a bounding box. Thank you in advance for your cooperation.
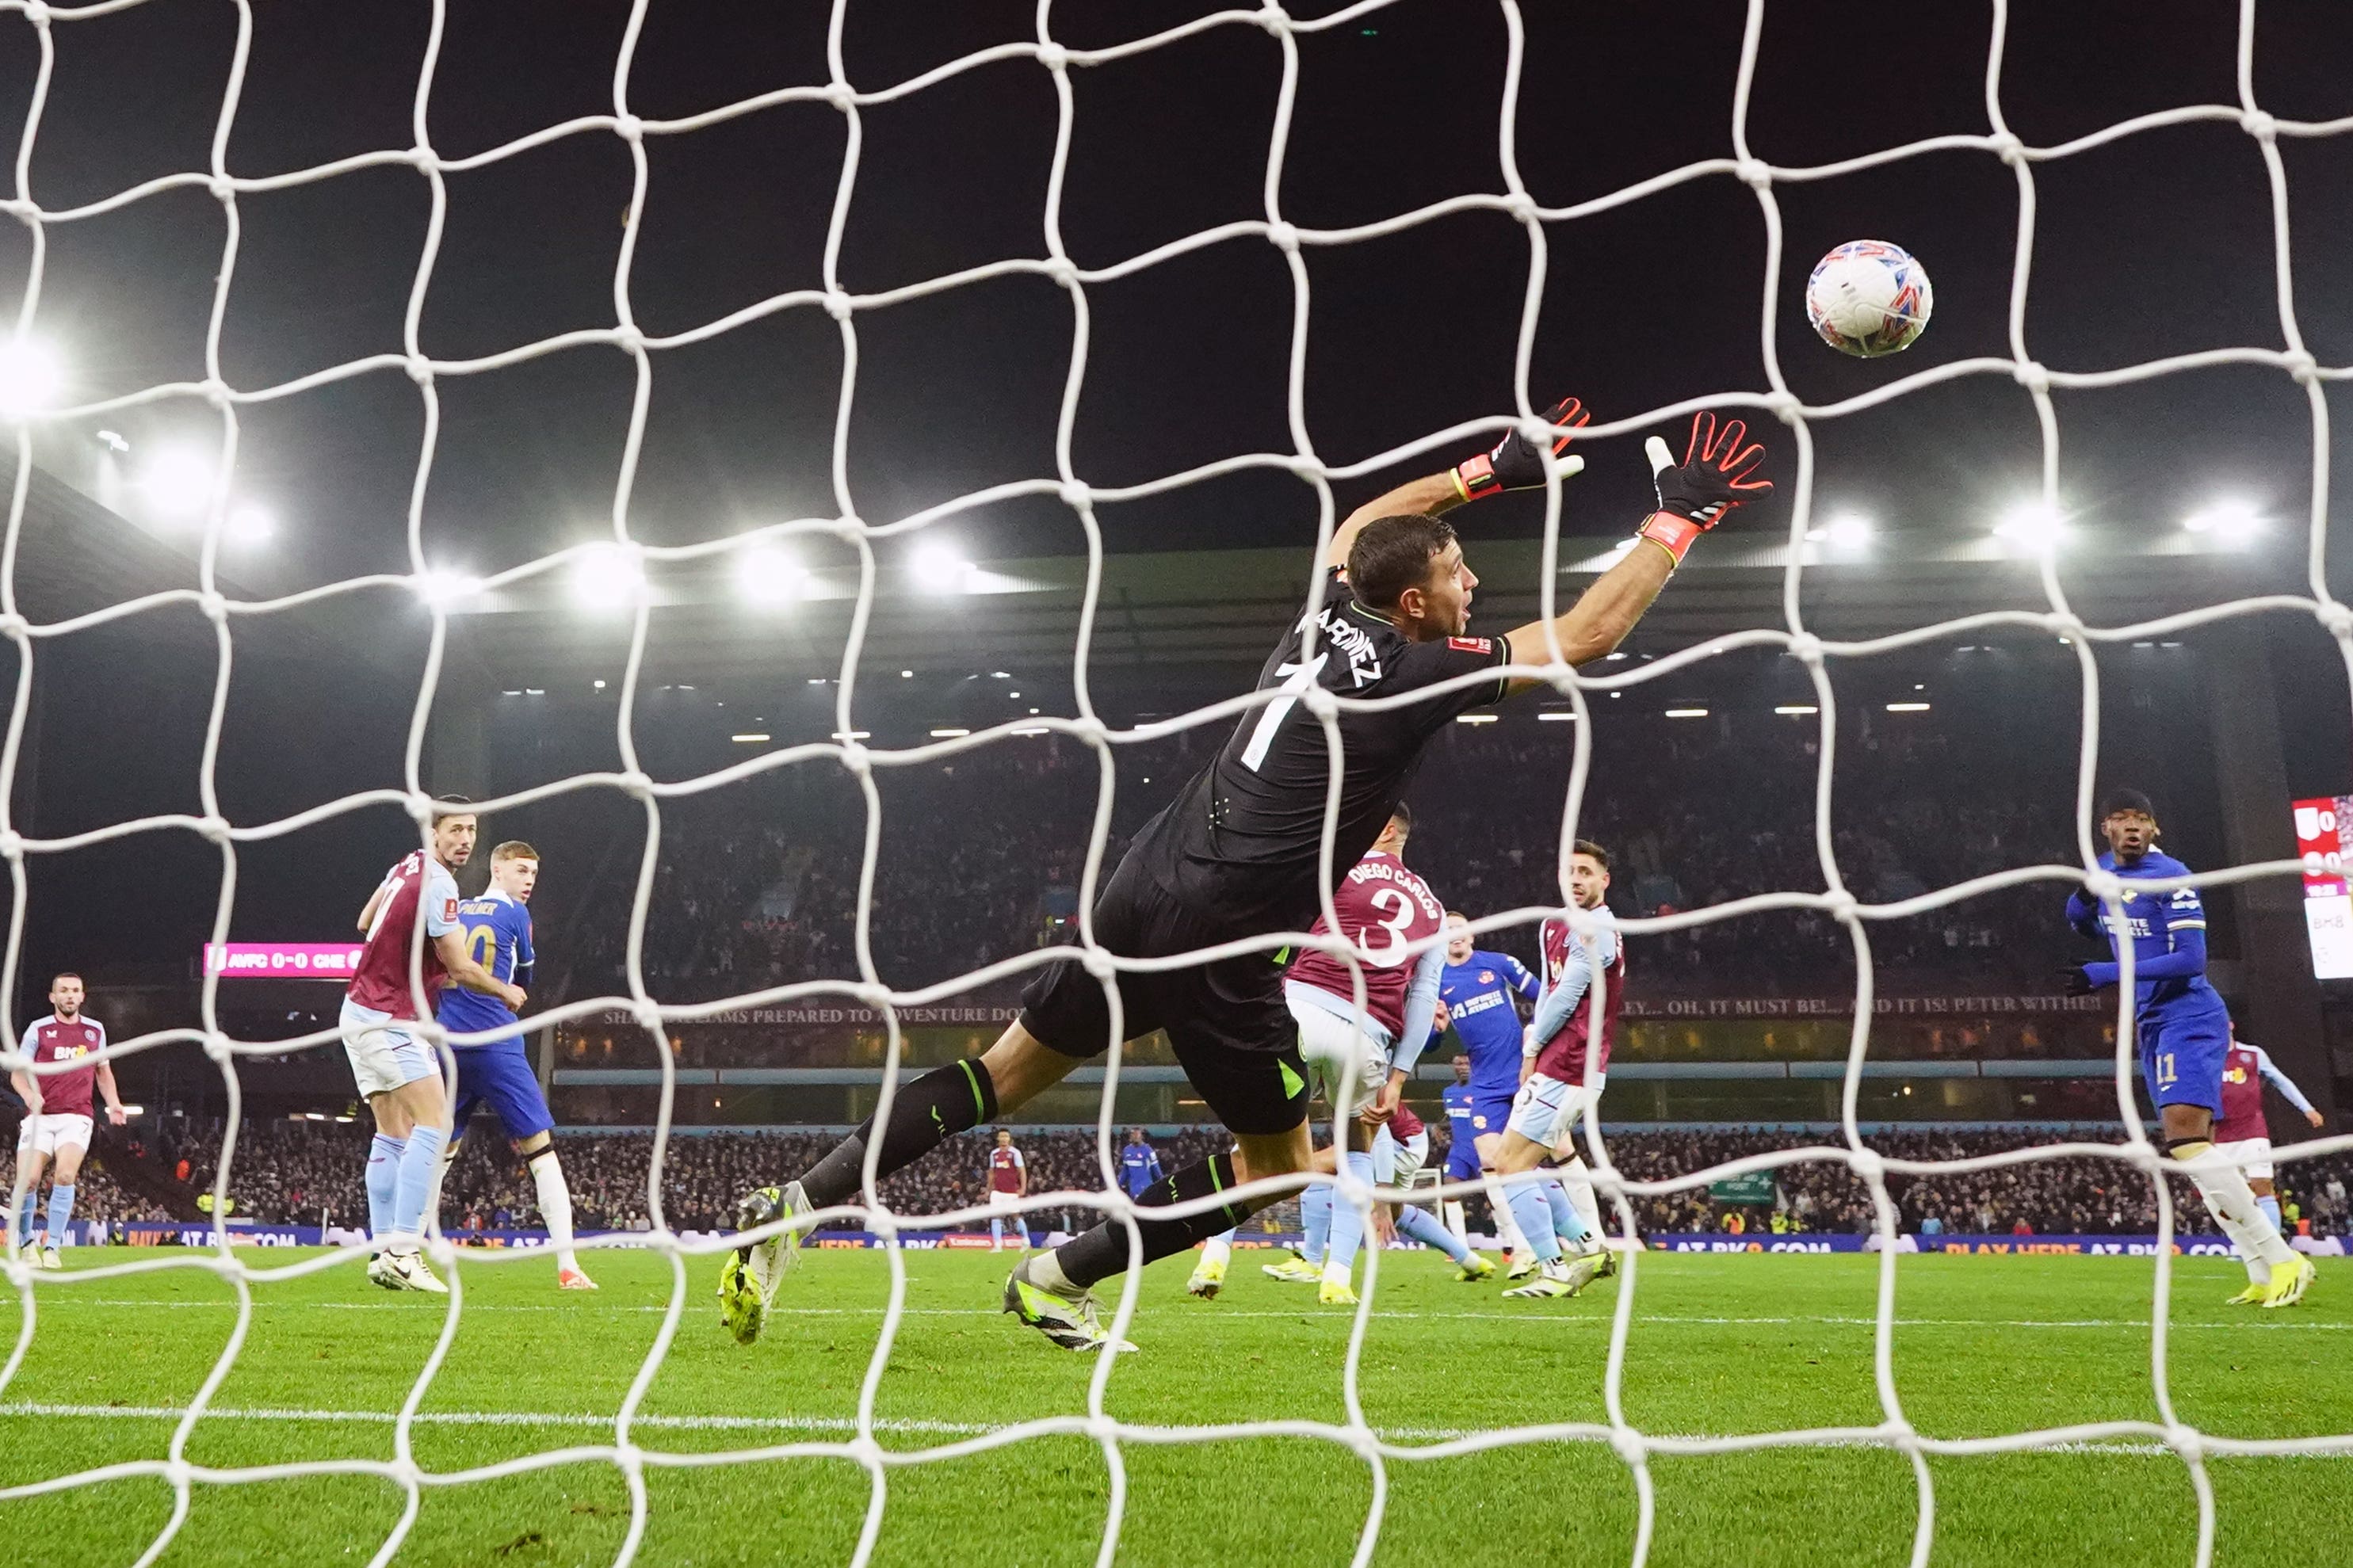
[1429,912,1541,1262]
[1440,1053,1477,1243]
[433,841,596,1290]
[2061,790,2312,1307]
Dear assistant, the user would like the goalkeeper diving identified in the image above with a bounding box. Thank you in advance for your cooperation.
[722,402,1775,1350]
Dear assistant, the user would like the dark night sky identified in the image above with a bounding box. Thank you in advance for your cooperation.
[3,1,2352,1007]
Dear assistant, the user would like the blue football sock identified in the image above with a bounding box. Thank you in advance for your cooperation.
[44,1184,73,1247]
[991,1217,1006,1245]
[391,1124,445,1238]
[1395,1203,1471,1264]
[1301,1184,1333,1265]
[1324,1150,1377,1276]
[2258,1195,2282,1232]
[1543,1177,1589,1246]
[17,1191,36,1245]
[366,1134,406,1238]
[1507,1182,1563,1263]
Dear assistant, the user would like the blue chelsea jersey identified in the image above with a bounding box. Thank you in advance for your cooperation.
[1435,950,1539,1096]
[1442,1082,1475,1130]
[2067,850,2214,1013]
[435,888,534,1038]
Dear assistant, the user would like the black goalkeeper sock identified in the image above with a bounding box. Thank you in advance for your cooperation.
[1056,1152,1262,1289]
[799,1058,998,1211]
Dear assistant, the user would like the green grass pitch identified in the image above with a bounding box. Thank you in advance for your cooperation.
[0,1245,2346,1566]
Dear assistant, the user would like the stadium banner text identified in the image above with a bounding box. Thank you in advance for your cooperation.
[202,942,368,979]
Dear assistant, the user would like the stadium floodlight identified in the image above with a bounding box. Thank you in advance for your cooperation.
[226,504,273,544]
[592,679,606,690]
[1453,713,1497,725]
[930,727,971,738]
[0,334,62,417]
[418,563,486,610]
[139,442,218,519]
[1664,707,1709,718]
[570,543,644,609]
[1885,701,1931,712]
[1805,512,1874,547]
[1536,711,1578,722]
[912,540,972,593]
[1774,704,1819,715]
[731,733,770,744]
[1992,500,2068,550]
[737,544,808,605]
[2182,498,2261,544]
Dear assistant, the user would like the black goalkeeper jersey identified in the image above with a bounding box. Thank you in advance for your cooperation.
[1135,567,1510,933]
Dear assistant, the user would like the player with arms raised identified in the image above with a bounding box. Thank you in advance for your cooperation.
[723,405,1774,1350]
[2061,789,2314,1307]
[346,804,525,1293]
[430,841,594,1290]
[2211,1026,2324,1303]
[10,974,126,1268]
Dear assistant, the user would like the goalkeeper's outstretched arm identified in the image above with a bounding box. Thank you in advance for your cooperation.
[1323,396,1591,573]
[1503,411,1773,692]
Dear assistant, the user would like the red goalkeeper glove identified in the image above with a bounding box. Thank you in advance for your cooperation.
[1637,410,1774,566]
[1450,395,1591,502]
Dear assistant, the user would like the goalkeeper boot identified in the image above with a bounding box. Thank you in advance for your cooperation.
[2260,1255,2317,1310]
[1453,1251,1497,1283]
[1003,1255,1133,1352]
[720,1181,808,1345]
[557,1265,599,1291]
[1262,1256,1320,1284]
[1186,1256,1227,1299]
[1501,1258,1583,1300]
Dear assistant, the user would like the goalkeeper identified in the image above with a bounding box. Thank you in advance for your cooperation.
[2061,789,2314,1307]
[723,404,1774,1351]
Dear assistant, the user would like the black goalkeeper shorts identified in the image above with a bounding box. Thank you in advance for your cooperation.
[1018,850,1308,1137]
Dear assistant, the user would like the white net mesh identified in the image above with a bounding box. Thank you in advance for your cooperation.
[0,2,2347,1566]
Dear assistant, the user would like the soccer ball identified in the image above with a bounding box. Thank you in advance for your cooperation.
[1805,240,1933,357]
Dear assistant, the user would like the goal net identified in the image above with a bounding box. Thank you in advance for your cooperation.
[1,2,2349,1566]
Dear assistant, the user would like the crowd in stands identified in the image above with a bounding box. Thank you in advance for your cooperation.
[544,705,2091,1012]
[28,1120,2349,1242]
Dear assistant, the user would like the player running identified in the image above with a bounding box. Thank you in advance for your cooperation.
[430,841,594,1290]
[1487,841,1620,1300]
[2061,789,2314,1307]
[1428,911,1544,1271]
[10,974,126,1268]
[346,803,525,1293]
[987,1129,1032,1251]
[721,403,1775,1351]
[2211,1028,2324,1302]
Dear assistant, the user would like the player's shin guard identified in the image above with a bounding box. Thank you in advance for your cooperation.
[391,1124,447,1243]
[15,1190,36,1249]
[2259,1194,2282,1232]
[798,1058,997,1211]
[1485,1174,1528,1254]
[1321,1151,1377,1286]
[1557,1156,1605,1238]
[1300,1183,1333,1267]
[2168,1139,2294,1269]
[1541,1177,1589,1247]
[422,1141,456,1242]
[1395,1202,1472,1265]
[528,1150,579,1272]
[365,1134,407,1241]
[44,1184,72,1247]
[1504,1181,1562,1264]
[1054,1152,1259,1290]
[1442,1198,1469,1246]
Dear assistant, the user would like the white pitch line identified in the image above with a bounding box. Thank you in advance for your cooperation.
[0,1403,2345,1460]
[4,1300,2351,1330]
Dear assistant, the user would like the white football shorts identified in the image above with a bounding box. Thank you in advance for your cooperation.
[338,997,437,1099]
[2212,1135,2274,1181]
[1507,1070,1606,1150]
[17,1112,92,1158]
[1292,998,1389,1118]
[987,1190,1025,1214]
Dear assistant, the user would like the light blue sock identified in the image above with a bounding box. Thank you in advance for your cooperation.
[1301,1184,1334,1265]
[1395,1203,1471,1265]
[391,1124,445,1238]
[1324,1150,1377,1276]
[1543,1177,1589,1246]
[2259,1196,2282,1232]
[44,1184,72,1246]
[1507,1182,1563,1263]
[366,1134,406,1238]
[17,1191,35,1245]
[991,1217,1006,1246]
